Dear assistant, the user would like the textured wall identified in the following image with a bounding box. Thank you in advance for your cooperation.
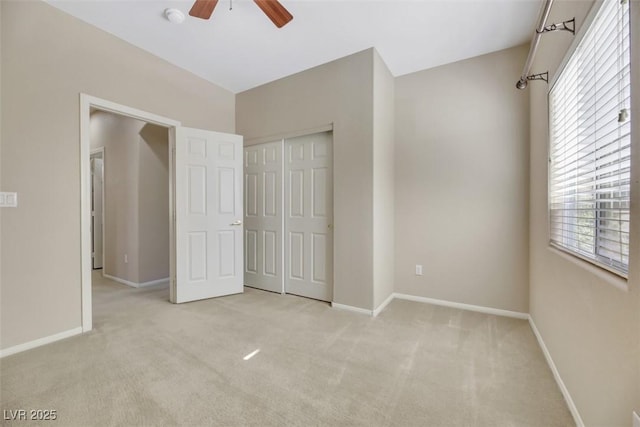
[394,45,530,313]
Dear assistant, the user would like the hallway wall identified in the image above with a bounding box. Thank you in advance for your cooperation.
[89,111,169,286]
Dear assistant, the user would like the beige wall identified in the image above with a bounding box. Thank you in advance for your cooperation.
[237,49,376,310]
[89,112,169,285]
[394,45,530,313]
[0,0,235,350]
[138,124,170,283]
[91,111,143,283]
[372,50,395,308]
[529,1,640,425]
[0,1,3,316]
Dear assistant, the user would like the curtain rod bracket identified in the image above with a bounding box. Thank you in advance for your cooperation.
[527,72,549,83]
[516,72,549,90]
[536,18,575,35]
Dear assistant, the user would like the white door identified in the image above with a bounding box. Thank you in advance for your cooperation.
[91,157,104,269]
[244,142,283,293]
[171,127,243,304]
[285,132,333,301]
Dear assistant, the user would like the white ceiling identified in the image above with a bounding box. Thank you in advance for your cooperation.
[46,0,542,93]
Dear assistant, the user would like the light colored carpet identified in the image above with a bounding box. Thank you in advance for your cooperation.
[1,272,574,426]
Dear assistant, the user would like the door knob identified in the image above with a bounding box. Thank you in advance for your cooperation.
[231,220,243,226]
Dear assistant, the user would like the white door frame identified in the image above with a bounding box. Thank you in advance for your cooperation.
[90,147,105,270]
[79,93,181,332]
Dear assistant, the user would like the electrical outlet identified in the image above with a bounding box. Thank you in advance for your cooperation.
[415,265,423,276]
[124,254,128,264]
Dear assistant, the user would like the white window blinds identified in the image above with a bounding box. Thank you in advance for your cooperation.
[549,0,631,275]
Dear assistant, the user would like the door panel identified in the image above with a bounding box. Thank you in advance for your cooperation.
[172,127,243,303]
[264,230,277,276]
[243,142,283,293]
[188,232,207,281]
[264,172,277,216]
[312,233,327,283]
[285,132,333,301]
[289,169,304,217]
[218,231,235,277]
[246,230,258,274]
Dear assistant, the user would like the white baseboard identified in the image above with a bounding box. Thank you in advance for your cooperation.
[103,273,169,288]
[0,327,83,358]
[138,277,170,288]
[528,317,584,427]
[373,292,395,317]
[385,294,582,426]
[331,302,373,316]
[103,273,138,288]
[393,293,529,320]
[333,293,529,319]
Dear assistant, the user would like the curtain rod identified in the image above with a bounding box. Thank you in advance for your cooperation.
[516,0,554,89]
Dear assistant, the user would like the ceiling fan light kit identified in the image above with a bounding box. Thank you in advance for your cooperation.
[164,8,186,24]
[189,0,293,28]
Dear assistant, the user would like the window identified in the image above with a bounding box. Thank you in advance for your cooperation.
[549,0,631,276]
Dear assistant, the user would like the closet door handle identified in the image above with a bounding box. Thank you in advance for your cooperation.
[231,220,243,226]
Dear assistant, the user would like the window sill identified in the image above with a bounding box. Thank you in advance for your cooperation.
[546,246,629,292]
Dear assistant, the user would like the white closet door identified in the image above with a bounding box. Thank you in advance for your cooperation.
[285,132,333,301]
[171,127,243,304]
[244,142,283,293]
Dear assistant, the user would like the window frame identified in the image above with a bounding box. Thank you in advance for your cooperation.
[546,0,631,279]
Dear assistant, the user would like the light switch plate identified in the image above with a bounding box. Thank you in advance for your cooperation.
[415,265,423,276]
[0,192,17,208]
[633,411,639,427]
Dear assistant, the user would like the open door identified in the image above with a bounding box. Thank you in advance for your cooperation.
[170,126,243,303]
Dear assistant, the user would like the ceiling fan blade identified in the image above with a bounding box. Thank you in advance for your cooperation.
[189,0,219,20]
[253,0,293,28]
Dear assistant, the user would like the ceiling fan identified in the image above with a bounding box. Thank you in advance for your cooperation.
[189,0,293,28]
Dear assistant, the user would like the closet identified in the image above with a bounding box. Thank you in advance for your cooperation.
[244,131,333,302]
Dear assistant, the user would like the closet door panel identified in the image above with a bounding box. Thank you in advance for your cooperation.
[284,132,333,302]
[243,142,283,293]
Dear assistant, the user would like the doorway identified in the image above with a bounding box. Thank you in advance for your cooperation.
[244,131,334,302]
[89,110,171,289]
[80,94,181,332]
[80,94,245,332]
